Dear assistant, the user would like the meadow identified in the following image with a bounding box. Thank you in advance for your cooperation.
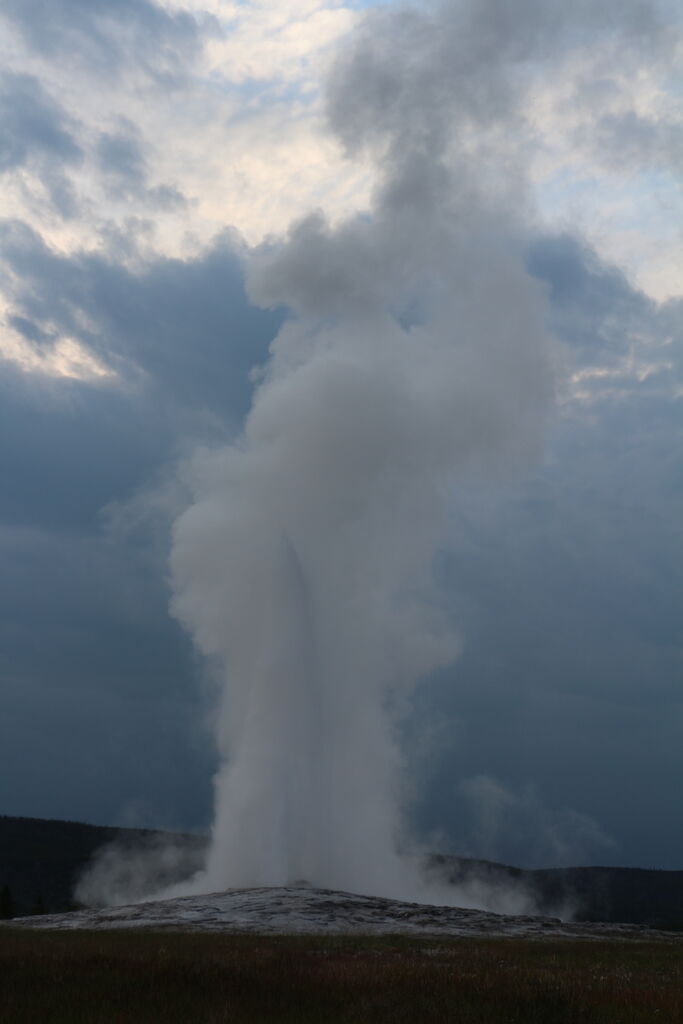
[1,929,681,1023]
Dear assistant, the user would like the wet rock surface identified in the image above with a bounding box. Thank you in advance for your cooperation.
[5,886,682,940]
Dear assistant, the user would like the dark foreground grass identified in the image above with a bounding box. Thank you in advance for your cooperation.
[0,928,681,1023]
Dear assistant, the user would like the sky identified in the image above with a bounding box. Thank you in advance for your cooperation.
[0,0,681,872]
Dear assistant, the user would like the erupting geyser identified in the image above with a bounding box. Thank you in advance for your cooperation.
[164,0,587,900]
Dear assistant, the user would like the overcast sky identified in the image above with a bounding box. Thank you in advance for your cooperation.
[0,0,681,870]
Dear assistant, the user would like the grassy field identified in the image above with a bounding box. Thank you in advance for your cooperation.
[0,928,681,1023]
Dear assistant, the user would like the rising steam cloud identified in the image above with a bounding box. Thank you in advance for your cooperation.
[164,0,663,902]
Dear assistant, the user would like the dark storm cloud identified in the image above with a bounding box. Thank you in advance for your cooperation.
[0,0,214,83]
[0,223,281,828]
[0,361,167,530]
[0,73,82,170]
[7,314,52,347]
[0,0,679,869]
[1,215,680,860]
[0,519,214,828]
[96,122,146,191]
[0,219,281,535]
[0,466,216,827]
[0,72,83,215]
[0,220,282,429]
[408,234,683,869]
[0,383,215,826]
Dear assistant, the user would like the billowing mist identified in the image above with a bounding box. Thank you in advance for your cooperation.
[74,0,674,909]
[165,0,559,902]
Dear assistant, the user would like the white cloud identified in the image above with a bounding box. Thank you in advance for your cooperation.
[526,40,683,300]
[0,0,679,302]
[184,0,358,84]
[0,327,115,382]
[0,0,373,262]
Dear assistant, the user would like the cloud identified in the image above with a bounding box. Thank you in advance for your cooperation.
[0,72,83,216]
[457,775,617,868]
[323,0,682,305]
[95,119,186,208]
[526,232,665,379]
[592,110,683,174]
[0,0,681,877]
[0,0,678,295]
[0,223,281,829]
[0,73,82,170]
[0,0,211,83]
[407,230,683,869]
[0,220,281,417]
[0,501,216,829]
[187,0,359,85]
[0,1,373,264]
[0,221,680,866]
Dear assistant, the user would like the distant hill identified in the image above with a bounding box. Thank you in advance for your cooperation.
[1,815,682,929]
[0,815,206,917]
[431,855,683,932]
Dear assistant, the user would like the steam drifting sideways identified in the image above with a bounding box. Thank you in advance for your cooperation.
[166,0,664,902]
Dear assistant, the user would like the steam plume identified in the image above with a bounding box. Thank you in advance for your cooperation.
[166,0,660,900]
